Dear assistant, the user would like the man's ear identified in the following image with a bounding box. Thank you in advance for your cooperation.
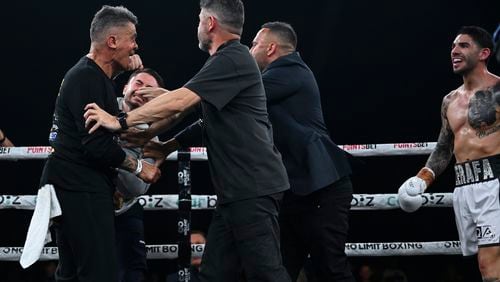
[478,47,491,62]
[107,35,118,49]
[267,42,278,56]
[123,83,130,96]
[208,16,217,32]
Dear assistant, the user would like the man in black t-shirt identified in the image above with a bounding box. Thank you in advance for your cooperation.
[84,1,291,281]
[41,6,160,282]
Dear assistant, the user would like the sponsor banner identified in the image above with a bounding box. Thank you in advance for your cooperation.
[0,241,461,261]
[167,147,208,161]
[351,193,453,210]
[0,195,37,210]
[392,142,431,149]
[188,147,207,153]
[341,144,378,151]
[345,241,461,256]
[340,142,435,156]
[137,195,218,210]
[0,247,59,261]
[146,244,204,260]
[420,193,453,208]
[0,146,53,160]
[0,193,453,210]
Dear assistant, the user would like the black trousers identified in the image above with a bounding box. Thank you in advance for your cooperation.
[53,188,117,282]
[280,177,355,282]
[199,192,291,282]
[115,204,147,282]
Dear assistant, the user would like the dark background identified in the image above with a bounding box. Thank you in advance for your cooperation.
[1,0,499,281]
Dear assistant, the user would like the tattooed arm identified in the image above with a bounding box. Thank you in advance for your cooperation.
[119,154,161,184]
[398,94,456,212]
[120,154,138,173]
[425,94,455,179]
[398,93,456,212]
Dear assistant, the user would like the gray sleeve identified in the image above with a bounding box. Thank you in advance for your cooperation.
[115,147,153,198]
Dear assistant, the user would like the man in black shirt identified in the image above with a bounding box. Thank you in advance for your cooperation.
[84,1,291,281]
[40,5,160,282]
[250,22,354,281]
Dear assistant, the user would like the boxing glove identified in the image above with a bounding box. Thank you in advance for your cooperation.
[398,176,426,212]
[398,167,435,212]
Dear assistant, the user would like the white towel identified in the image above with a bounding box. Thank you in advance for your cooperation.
[20,184,61,268]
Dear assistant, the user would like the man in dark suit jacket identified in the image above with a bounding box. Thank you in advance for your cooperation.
[250,22,355,282]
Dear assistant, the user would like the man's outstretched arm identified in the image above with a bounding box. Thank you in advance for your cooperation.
[84,87,201,133]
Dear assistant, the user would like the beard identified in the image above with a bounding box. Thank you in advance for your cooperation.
[198,40,211,52]
[124,91,143,110]
[453,57,476,75]
[252,51,268,71]
[256,57,267,71]
[197,29,212,53]
[125,99,140,110]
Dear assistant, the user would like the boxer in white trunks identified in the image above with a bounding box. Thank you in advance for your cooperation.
[398,26,500,281]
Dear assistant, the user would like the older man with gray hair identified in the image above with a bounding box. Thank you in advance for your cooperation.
[39,5,160,282]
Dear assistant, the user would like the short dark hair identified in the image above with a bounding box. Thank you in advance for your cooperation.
[90,5,138,43]
[457,26,494,51]
[127,68,165,88]
[200,0,244,35]
[191,229,207,240]
[262,21,297,51]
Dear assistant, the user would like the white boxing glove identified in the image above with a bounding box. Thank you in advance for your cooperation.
[398,176,427,212]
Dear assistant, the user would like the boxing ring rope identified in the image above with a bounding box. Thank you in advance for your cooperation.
[0,141,460,264]
[0,240,462,261]
[0,142,435,160]
[0,193,453,210]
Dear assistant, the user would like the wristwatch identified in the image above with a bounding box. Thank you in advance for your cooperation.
[117,111,129,131]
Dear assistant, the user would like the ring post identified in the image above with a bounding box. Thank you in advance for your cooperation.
[177,149,192,282]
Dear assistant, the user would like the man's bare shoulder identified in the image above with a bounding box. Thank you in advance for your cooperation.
[480,73,500,90]
[443,88,460,104]
[490,77,500,92]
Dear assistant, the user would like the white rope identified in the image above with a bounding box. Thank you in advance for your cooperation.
[0,195,37,210]
[166,147,208,161]
[0,147,53,160]
[0,142,459,263]
[0,193,453,210]
[0,240,461,261]
[339,142,435,156]
[0,142,436,160]
[345,241,462,256]
[352,193,453,210]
